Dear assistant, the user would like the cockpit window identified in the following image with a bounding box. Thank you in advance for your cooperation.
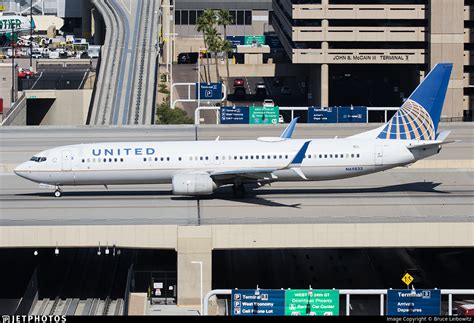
[30,156,47,162]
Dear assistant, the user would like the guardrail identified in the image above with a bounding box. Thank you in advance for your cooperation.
[36,59,92,69]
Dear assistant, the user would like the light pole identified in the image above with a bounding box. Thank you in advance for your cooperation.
[191,261,203,315]
[30,0,33,71]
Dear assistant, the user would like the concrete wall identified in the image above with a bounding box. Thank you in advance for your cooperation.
[1,222,473,306]
[429,0,465,122]
[0,63,17,112]
[23,89,92,126]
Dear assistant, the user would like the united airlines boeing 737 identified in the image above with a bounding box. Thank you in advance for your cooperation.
[15,63,454,197]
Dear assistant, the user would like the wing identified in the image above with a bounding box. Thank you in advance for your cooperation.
[209,140,312,183]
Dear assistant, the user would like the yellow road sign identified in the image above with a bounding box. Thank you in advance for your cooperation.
[401,273,414,286]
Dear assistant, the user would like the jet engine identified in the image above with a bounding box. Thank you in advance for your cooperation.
[172,173,217,195]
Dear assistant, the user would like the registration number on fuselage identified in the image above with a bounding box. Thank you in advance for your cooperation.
[346,166,363,171]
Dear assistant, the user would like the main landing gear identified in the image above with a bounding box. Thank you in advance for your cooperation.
[54,186,62,198]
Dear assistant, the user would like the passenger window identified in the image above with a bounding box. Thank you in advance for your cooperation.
[143,158,147,162]
[340,154,344,159]
[268,156,271,159]
[82,159,85,163]
[308,155,311,158]
[329,154,333,158]
[240,156,243,160]
[245,156,248,160]
[256,156,259,160]
[115,158,118,162]
[200,157,203,161]
[335,154,338,158]
[351,154,355,158]
[346,154,350,158]
[279,155,282,159]
[357,154,360,158]
[109,158,112,162]
[103,158,107,162]
[155,157,158,161]
[234,156,238,160]
[179,157,182,161]
[167,157,170,161]
[324,155,327,158]
[120,158,124,162]
[274,156,277,159]
[285,155,288,159]
[215,156,219,160]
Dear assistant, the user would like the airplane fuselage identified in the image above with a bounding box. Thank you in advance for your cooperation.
[14,138,435,188]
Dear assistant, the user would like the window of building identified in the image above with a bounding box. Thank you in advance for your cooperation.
[237,10,244,25]
[197,10,204,20]
[244,10,252,25]
[230,11,236,25]
[181,10,189,25]
[175,10,181,25]
[189,10,197,24]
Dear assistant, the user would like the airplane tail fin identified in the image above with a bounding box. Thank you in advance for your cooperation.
[352,63,452,141]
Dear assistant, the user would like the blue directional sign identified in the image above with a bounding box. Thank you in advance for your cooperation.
[337,106,367,123]
[308,107,338,123]
[220,106,249,124]
[265,35,283,49]
[387,289,441,316]
[226,36,246,47]
[231,289,285,316]
[195,83,223,100]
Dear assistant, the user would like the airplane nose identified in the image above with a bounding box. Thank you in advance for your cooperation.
[14,163,29,178]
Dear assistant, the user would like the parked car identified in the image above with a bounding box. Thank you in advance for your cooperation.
[17,68,35,79]
[177,52,198,64]
[263,99,275,107]
[280,86,292,95]
[31,49,42,59]
[49,50,60,59]
[233,78,245,87]
[458,304,474,316]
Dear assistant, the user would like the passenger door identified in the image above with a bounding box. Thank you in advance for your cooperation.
[62,151,72,171]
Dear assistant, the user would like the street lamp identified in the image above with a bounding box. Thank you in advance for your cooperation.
[191,261,203,315]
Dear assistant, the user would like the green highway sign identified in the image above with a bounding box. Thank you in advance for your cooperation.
[244,35,265,45]
[285,290,339,316]
[249,106,279,125]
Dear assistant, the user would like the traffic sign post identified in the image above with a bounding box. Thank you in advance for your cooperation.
[231,289,285,316]
[195,83,223,101]
[402,273,414,288]
[249,106,279,125]
[387,289,441,316]
[285,290,339,316]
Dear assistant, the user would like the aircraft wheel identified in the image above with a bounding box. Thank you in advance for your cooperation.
[54,190,62,198]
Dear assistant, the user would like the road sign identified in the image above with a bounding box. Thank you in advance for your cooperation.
[244,36,266,45]
[220,106,249,124]
[249,106,279,125]
[195,83,222,100]
[285,290,339,316]
[402,273,414,287]
[387,289,441,316]
[308,107,338,123]
[226,36,246,47]
[231,289,285,316]
[337,106,367,123]
[0,5,6,11]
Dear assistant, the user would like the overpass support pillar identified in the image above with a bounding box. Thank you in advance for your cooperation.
[177,226,212,309]
[309,63,329,107]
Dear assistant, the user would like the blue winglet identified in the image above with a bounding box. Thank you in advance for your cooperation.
[290,141,311,166]
[280,117,299,139]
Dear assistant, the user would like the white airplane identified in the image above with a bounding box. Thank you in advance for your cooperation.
[0,12,35,39]
[15,63,454,198]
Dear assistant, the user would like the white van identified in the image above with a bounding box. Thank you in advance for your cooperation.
[49,50,60,59]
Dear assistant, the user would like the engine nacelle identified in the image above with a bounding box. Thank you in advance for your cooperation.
[172,173,216,195]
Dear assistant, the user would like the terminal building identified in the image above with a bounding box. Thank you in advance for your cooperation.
[271,0,473,121]
[174,0,473,121]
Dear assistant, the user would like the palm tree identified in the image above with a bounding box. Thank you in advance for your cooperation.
[207,28,222,82]
[196,9,216,83]
[216,10,234,81]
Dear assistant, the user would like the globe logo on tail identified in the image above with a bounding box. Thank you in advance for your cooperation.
[377,99,435,141]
